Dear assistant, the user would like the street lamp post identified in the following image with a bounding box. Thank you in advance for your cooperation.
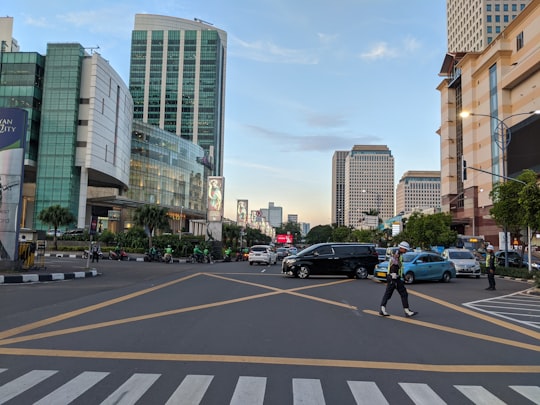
[460,110,540,268]
[179,206,184,241]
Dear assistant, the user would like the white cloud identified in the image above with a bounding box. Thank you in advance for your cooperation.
[23,16,53,28]
[359,42,398,60]
[230,35,319,64]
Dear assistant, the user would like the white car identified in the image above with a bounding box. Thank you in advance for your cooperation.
[248,245,277,266]
[442,248,481,278]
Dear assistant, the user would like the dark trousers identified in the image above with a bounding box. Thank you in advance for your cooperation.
[92,252,99,262]
[487,270,496,288]
[380,276,409,308]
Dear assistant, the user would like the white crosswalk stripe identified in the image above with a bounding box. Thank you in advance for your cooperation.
[0,370,57,405]
[510,385,540,405]
[165,374,213,405]
[100,373,160,405]
[400,382,447,405]
[34,371,109,405]
[0,368,538,404]
[455,385,507,405]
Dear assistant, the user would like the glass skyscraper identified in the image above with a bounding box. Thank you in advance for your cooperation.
[129,14,227,176]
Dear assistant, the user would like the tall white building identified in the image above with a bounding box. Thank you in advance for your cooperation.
[396,171,441,215]
[447,0,532,52]
[342,145,394,228]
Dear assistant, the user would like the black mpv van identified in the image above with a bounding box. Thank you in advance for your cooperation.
[281,242,379,279]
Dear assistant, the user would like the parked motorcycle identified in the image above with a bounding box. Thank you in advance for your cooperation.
[109,249,129,261]
[188,253,205,263]
[83,249,103,260]
[143,250,163,262]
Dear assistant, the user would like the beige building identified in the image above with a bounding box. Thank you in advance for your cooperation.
[396,171,441,215]
[0,17,19,52]
[447,0,532,52]
[438,2,540,246]
[343,145,394,227]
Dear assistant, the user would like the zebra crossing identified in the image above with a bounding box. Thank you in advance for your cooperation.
[0,368,539,404]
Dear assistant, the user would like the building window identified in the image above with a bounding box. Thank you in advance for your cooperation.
[78,120,88,126]
[516,31,524,50]
[80,98,90,104]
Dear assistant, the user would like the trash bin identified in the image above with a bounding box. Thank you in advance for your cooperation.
[19,241,36,270]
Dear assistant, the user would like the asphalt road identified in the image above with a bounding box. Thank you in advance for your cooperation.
[0,258,539,404]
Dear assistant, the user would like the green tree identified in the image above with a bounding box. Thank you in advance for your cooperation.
[332,226,352,242]
[305,225,333,244]
[491,169,540,252]
[223,223,241,249]
[37,205,76,250]
[132,205,170,249]
[396,212,457,249]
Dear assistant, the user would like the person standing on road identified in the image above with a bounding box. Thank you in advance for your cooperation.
[485,244,496,290]
[379,241,418,318]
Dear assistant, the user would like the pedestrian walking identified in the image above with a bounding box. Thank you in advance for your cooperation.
[485,244,496,290]
[379,241,418,318]
[91,242,100,263]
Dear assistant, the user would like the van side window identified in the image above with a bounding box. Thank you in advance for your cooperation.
[333,246,350,256]
[315,245,333,255]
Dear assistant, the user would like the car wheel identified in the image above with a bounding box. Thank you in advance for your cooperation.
[404,272,415,284]
[441,271,452,283]
[355,266,368,279]
[297,266,310,279]
[475,275,480,279]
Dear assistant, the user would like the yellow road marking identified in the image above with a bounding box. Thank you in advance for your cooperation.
[0,347,538,373]
[363,310,540,352]
[0,276,356,345]
[0,273,201,340]
[407,289,540,341]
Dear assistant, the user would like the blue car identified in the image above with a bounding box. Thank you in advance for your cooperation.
[373,251,456,284]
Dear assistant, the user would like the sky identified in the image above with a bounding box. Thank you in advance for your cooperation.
[6,0,448,227]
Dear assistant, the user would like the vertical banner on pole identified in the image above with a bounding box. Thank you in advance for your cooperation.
[207,176,224,222]
[237,199,248,227]
[0,108,27,261]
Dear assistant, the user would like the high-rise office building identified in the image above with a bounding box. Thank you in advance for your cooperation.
[331,150,348,226]
[396,171,441,215]
[129,14,227,176]
[439,2,539,244]
[0,17,19,52]
[342,145,394,228]
[447,0,531,52]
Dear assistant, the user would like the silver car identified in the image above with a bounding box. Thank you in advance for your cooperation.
[248,245,277,266]
[442,248,481,278]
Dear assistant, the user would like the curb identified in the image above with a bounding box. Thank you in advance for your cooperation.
[0,270,99,284]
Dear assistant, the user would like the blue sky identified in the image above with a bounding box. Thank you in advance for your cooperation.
[7,0,447,227]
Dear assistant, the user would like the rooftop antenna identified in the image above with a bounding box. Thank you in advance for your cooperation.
[194,18,214,26]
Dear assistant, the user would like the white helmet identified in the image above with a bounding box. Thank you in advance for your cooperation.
[486,245,494,251]
[398,241,410,250]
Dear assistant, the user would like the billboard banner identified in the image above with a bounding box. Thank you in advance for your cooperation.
[237,199,248,227]
[207,176,224,222]
[0,108,27,261]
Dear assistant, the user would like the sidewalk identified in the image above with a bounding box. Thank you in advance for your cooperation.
[0,251,192,284]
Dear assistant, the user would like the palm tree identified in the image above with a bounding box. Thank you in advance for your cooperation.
[132,205,170,249]
[37,205,76,250]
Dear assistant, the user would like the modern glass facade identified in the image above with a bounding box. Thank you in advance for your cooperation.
[34,44,84,229]
[128,120,206,229]
[0,51,44,170]
[130,15,227,176]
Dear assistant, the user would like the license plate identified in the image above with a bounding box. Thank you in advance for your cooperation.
[376,272,387,278]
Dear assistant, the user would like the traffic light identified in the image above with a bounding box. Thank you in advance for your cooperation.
[462,157,467,181]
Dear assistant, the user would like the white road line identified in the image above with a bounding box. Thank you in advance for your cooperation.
[510,385,540,405]
[230,376,266,405]
[100,373,160,405]
[454,385,507,405]
[293,378,326,404]
[34,371,109,405]
[165,375,213,405]
[348,381,389,405]
[399,382,446,405]
[0,370,57,405]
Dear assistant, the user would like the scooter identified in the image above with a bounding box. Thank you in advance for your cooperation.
[83,249,103,260]
[109,249,129,261]
[144,250,163,262]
